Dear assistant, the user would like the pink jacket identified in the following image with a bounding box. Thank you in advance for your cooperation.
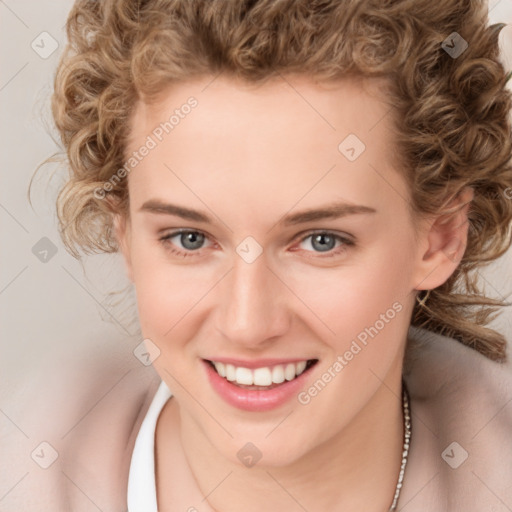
[2,326,511,511]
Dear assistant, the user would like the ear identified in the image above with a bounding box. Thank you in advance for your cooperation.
[113,212,134,282]
[411,186,474,292]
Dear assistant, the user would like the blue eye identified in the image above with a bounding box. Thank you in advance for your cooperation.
[296,231,354,257]
[160,230,211,257]
[159,229,354,258]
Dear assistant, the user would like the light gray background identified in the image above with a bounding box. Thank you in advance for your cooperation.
[1,0,512,468]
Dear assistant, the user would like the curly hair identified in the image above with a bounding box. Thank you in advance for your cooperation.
[40,0,512,361]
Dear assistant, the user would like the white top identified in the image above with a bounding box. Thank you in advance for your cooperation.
[127,379,173,512]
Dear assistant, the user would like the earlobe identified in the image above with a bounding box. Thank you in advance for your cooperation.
[113,213,134,282]
[412,187,474,291]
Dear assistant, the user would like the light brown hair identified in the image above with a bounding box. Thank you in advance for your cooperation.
[39,0,512,361]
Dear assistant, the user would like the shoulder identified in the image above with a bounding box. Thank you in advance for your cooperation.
[404,324,512,404]
[0,353,161,512]
[400,326,512,511]
[60,362,162,511]
[1,352,162,512]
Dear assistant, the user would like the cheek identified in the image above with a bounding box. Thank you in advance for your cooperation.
[288,240,415,337]
[337,239,415,366]
[130,246,213,343]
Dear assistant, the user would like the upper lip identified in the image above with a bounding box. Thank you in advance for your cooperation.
[203,357,317,369]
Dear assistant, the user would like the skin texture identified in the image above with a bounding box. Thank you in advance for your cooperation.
[115,75,473,511]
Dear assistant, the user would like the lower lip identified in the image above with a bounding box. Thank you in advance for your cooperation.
[203,360,315,412]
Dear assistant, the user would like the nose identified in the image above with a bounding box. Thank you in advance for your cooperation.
[214,250,291,349]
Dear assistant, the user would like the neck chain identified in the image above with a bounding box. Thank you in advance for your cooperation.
[388,381,411,511]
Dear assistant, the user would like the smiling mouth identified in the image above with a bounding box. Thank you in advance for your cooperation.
[205,359,318,390]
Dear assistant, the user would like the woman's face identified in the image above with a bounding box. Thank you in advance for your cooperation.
[117,75,432,466]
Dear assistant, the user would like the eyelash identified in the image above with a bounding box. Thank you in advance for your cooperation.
[158,229,355,259]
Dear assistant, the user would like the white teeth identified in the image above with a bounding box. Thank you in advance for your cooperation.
[225,364,236,381]
[284,363,296,381]
[271,365,285,384]
[253,367,272,386]
[211,360,312,386]
[235,367,253,385]
[296,361,307,375]
[214,362,226,377]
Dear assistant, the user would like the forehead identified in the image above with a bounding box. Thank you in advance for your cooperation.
[125,75,409,223]
[128,74,393,147]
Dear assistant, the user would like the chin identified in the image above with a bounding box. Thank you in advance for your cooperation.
[213,429,314,469]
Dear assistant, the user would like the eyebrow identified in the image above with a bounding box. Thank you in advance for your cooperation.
[139,199,377,226]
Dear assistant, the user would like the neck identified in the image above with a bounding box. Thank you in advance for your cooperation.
[177,361,405,512]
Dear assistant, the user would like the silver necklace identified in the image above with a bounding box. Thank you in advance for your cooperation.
[388,382,411,511]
